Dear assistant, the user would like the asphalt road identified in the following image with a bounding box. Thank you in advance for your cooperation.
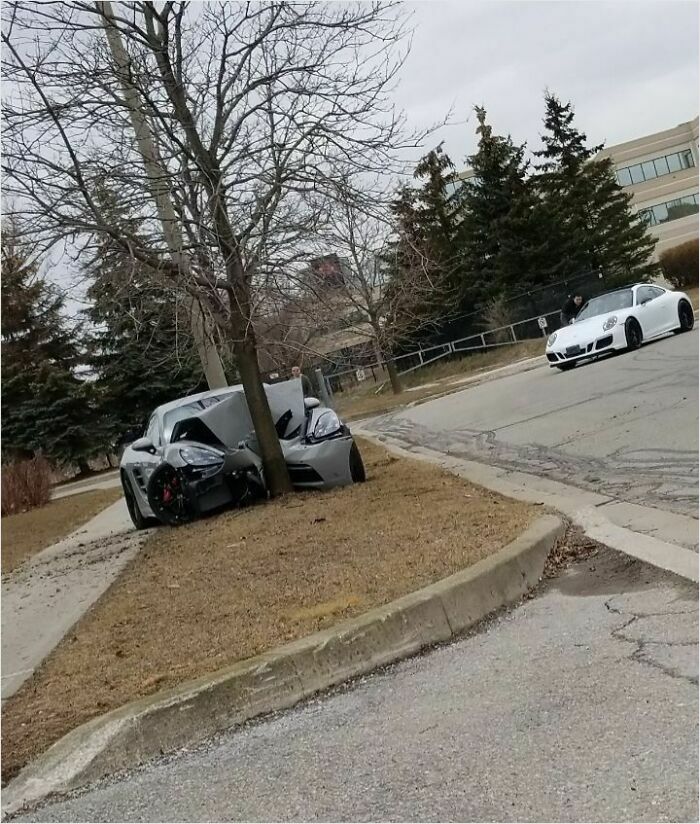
[369,331,698,535]
[15,549,698,823]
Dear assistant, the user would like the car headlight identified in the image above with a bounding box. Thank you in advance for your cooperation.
[547,332,557,346]
[312,410,342,440]
[179,446,224,467]
[603,315,617,332]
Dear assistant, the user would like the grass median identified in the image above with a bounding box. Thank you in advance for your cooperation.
[1,488,123,575]
[1,438,535,785]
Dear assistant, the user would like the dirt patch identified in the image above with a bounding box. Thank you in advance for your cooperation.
[1,439,534,784]
[1,488,123,575]
[335,340,544,421]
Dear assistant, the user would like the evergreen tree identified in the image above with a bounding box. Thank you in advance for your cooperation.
[389,144,465,320]
[534,92,658,285]
[82,191,208,441]
[457,107,562,309]
[1,228,109,470]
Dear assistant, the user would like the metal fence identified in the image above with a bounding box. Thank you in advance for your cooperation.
[323,307,565,394]
[319,268,612,394]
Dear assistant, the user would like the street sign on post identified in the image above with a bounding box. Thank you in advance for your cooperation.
[537,316,548,337]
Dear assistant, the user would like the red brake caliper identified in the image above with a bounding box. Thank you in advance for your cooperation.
[162,475,178,504]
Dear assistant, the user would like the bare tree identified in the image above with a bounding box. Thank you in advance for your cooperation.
[285,182,454,394]
[2,1,426,495]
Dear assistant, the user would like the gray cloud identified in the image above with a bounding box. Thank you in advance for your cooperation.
[395,0,699,166]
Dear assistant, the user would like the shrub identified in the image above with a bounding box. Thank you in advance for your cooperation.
[659,239,699,289]
[482,295,515,344]
[1,456,52,516]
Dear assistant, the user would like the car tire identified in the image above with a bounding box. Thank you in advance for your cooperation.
[349,442,366,483]
[556,361,577,371]
[624,318,642,350]
[121,473,154,530]
[147,463,194,527]
[674,300,695,333]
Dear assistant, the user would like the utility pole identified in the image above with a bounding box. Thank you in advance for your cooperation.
[98,1,227,389]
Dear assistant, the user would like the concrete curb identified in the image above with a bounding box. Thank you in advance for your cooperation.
[356,431,699,584]
[2,515,565,818]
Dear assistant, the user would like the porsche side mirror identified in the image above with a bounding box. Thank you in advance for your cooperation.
[304,397,321,410]
[131,437,155,453]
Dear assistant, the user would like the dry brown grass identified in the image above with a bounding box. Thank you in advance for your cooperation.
[1,488,123,575]
[1,439,534,783]
[335,339,544,421]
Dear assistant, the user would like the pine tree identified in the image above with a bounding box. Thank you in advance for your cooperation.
[1,228,109,469]
[534,92,658,285]
[82,191,208,441]
[457,107,562,309]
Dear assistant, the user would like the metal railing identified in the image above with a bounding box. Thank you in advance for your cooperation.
[323,308,561,391]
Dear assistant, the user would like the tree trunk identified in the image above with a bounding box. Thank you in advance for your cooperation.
[386,355,402,395]
[99,1,228,390]
[234,337,293,497]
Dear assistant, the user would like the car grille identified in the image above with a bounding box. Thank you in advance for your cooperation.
[595,335,613,350]
[546,353,559,363]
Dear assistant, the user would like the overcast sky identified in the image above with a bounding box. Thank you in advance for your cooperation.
[395,0,699,168]
[29,0,699,316]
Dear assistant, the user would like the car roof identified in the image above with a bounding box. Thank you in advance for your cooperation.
[155,384,244,418]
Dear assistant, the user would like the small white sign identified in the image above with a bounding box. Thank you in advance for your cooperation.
[355,368,366,381]
[269,372,279,380]
[537,316,548,330]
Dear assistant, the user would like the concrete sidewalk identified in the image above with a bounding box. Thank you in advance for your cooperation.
[51,471,121,501]
[1,499,148,701]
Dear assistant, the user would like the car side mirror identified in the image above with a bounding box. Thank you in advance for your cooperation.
[131,437,155,453]
[304,397,320,410]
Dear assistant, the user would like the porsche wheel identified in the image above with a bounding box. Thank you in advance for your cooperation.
[674,300,695,333]
[147,463,193,526]
[349,442,366,483]
[625,318,642,350]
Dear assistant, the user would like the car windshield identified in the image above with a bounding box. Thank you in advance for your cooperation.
[575,289,633,321]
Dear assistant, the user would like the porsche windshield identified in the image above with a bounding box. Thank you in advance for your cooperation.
[576,289,633,321]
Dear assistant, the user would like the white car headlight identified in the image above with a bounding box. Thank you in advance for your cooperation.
[179,446,224,467]
[603,315,617,332]
[547,332,557,346]
[312,410,342,439]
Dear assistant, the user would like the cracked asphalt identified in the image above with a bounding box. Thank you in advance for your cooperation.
[15,548,698,823]
[368,331,698,522]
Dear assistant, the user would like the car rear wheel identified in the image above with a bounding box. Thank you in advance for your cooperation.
[674,300,695,333]
[556,361,577,371]
[625,318,642,350]
[349,442,366,483]
[147,463,194,526]
[121,473,153,530]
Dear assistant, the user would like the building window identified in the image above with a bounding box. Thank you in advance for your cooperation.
[638,192,699,226]
[616,149,696,187]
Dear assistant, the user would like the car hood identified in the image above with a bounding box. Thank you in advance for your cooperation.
[171,380,306,448]
[552,311,631,346]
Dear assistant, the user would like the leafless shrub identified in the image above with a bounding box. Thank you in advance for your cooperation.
[2,456,52,516]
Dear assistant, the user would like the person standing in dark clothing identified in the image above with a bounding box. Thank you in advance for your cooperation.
[291,365,313,397]
[560,294,585,326]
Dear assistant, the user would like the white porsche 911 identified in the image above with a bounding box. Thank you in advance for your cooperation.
[545,283,695,371]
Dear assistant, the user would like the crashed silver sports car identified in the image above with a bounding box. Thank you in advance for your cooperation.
[119,379,365,528]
